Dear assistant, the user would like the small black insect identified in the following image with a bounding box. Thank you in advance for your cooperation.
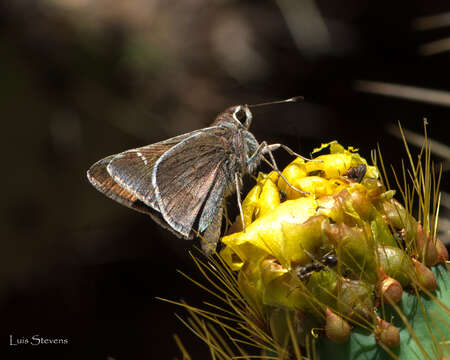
[295,252,338,282]
[344,164,367,183]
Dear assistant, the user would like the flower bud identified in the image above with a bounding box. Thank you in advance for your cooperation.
[416,223,439,266]
[325,308,351,343]
[338,279,374,322]
[435,238,448,264]
[375,318,400,348]
[378,269,403,304]
[412,258,437,291]
[324,223,377,283]
[377,246,414,287]
[349,188,375,221]
[377,199,417,248]
[370,213,397,247]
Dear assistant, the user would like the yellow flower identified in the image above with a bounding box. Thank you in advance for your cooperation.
[221,141,380,270]
[219,141,446,346]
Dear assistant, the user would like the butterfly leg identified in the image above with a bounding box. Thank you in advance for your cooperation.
[223,204,231,234]
[247,142,308,195]
[261,143,309,195]
[268,143,321,162]
[234,172,246,232]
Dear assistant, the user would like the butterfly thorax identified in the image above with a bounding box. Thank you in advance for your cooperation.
[209,124,259,177]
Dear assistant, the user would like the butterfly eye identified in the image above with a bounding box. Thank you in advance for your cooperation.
[234,108,247,123]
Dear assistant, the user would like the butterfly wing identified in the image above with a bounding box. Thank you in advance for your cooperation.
[106,131,201,210]
[201,205,224,255]
[87,155,189,238]
[87,155,154,214]
[153,127,234,238]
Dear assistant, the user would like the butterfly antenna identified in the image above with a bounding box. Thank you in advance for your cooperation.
[248,96,304,108]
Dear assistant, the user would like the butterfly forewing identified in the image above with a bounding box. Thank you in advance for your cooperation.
[153,128,232,237]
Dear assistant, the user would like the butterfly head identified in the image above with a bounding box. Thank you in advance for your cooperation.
[217,105,253,129]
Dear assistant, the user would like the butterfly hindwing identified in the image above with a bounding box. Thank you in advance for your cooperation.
[87,155,146,210]
[106,132,199,210]
[87,155,192,239]
[201,205,223,255]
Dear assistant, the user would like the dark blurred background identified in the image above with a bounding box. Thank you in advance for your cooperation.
[1,0,449,359]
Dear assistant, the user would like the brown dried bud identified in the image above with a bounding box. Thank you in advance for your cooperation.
[412,258,437,291]
[375,318,400,348]
[325,308,351,343]
[436,238,449,264]
[378,269,403,304]
[416,223,439,266]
